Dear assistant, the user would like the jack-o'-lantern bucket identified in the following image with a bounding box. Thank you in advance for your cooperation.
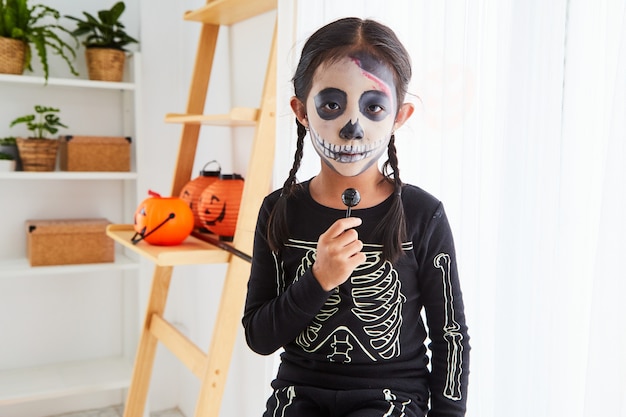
[179,160,221,229]
[132,190,194,246]
[198,173,244,239]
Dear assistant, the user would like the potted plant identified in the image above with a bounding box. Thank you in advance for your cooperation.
[0,0,78,82]
[0,151,16,171]
[0,136,22,170]
[65,1,138,82]
[10,105,68,171]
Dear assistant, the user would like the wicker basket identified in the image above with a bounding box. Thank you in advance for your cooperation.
[16,138,59,172]
[26,218,114,266]
[0,37,26,75]
[86,48,126,82]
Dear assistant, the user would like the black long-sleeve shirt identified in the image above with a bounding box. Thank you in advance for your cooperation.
[242,181,470,416]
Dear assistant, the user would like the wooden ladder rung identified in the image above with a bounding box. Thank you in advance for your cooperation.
[149,314,207,379]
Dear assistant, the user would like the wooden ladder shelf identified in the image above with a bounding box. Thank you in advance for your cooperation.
[107,1,277,415]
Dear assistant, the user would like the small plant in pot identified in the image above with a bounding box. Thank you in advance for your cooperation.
[65,1,138,82]
[0,151,16,172]
[0,136,22,170]
[10,105,68,171]
[0,0,79,82]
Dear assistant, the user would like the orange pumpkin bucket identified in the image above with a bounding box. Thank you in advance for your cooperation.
[198,174,244,239]
[132,190,194,246]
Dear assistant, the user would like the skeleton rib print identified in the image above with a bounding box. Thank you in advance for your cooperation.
[285,240,411,361]
[351,249,406,359]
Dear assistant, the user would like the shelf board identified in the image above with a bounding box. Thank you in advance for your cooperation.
[184,0,277,25]
[0,253,138,278]
[0,356,132,405]
[106,224,231,266]
[0,171,138,180]
[0,73,135,90]
[165,107,259,126]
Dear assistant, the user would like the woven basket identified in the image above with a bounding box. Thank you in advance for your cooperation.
[86,48,125,82]
[0,37,26,75]
[16,138,59,172]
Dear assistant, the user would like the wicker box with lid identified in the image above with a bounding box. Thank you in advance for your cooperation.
[26,218,114,266]
[59,135,131,172]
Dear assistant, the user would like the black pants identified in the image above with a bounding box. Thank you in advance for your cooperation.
[262,386,426,417]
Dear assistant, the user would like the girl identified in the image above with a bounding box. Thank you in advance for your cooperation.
[242,17,470,417]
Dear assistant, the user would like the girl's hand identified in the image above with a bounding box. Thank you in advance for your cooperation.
[313,217,366,291]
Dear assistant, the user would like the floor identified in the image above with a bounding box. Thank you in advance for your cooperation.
[52,405,185,417]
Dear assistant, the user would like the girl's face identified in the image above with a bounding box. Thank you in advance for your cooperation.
[304,53,398,177]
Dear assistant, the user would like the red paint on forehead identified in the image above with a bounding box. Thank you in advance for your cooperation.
[350,56,393,99]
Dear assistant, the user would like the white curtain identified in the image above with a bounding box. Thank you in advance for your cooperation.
[274,1,626,416]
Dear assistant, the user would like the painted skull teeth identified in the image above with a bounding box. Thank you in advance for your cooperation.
[311,127,385,163]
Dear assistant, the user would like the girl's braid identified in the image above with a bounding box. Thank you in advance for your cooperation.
[267,119,307,252]
[376,133,407,262]
[281,120,307,197]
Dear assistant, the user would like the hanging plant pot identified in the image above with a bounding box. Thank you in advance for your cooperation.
[198,173,244,240]
[0,37,26,75]
[16,138,59,172]
[86,47,126,82]
[179,160,222,229]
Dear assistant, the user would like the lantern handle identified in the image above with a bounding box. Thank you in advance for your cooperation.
[131,213,176,245]
[200,160,221,175]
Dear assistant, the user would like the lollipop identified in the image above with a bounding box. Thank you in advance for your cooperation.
[341,188,361,218]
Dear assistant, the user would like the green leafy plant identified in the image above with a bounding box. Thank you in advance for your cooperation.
[65,1,138,51]
[0,136,19,167]
[0,0,79,81]
[10,105,68,139]
[0,136,17,145]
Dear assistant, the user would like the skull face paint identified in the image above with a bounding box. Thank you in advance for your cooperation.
[306,53,398,177]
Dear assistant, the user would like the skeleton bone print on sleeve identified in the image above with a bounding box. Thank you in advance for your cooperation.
[286,240,409,362]
[434,253,464,401]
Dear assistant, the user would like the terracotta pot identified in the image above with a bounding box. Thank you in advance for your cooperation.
[85,48,126,82]
[0,37,26,75]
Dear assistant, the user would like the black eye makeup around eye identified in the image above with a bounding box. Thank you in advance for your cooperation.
[314,88,347,120]
[359,91,391,121]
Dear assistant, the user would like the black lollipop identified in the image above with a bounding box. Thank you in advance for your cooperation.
[341,188,361,218]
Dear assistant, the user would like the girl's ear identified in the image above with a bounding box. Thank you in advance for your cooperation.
[393,102,415,132]
[290,96,308,127]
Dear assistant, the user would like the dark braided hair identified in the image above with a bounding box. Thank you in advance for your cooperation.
[267,17,412,262]
[375,133,407,262]
[266,119,306,251]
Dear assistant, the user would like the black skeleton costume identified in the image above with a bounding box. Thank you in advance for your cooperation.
[243,180,470,416]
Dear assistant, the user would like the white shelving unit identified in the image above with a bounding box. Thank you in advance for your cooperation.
[0,171,138,180]
[0,54,142,413]
[0,357,132,405]
[0,255,138,278]
[0,73,135,90]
